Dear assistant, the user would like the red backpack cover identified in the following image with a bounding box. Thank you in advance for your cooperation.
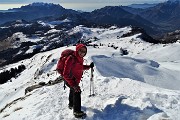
[56,49,75,76]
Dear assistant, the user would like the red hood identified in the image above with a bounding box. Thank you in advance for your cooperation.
[75,43,87,62]
[76,43,87,52]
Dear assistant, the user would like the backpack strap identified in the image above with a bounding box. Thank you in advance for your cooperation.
[63,55,76,90]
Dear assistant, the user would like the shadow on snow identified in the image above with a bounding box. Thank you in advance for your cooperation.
[83,96,163,120]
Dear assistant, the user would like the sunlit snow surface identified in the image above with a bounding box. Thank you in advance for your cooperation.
[0,26,180,120]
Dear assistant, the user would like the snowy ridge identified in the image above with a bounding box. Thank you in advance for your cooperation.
[0,26,180,120]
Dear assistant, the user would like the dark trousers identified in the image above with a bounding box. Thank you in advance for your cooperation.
[64,80,81,112]
[69,88,81,112]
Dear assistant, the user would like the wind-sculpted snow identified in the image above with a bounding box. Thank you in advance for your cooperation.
[92,55,180,90]
[92,55,144,81]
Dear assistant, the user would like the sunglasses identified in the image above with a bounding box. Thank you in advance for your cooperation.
[79,49,87,54]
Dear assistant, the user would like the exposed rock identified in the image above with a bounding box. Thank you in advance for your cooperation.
[25,76,63,95]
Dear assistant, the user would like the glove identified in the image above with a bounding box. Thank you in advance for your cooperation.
[73,85,81,92]
[90,62,94,68]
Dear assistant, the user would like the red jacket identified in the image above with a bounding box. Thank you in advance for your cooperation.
[63,44,90,87]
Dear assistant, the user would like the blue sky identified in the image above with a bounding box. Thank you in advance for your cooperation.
[0,0,167,11]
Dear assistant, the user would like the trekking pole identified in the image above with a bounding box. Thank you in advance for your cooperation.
[89,77,92,96]
[89,67,95,97]
[89,68,92,97]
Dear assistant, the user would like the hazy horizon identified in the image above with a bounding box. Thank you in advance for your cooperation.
[0,1,166,12]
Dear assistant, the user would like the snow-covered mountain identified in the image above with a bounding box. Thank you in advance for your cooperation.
[0,2,78,25]
[0,21,156,67]
[0,19,84,66]
[0,26,180,120]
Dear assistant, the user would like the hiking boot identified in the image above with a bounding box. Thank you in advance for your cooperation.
[73,111,86,118]
[68,105,73,110]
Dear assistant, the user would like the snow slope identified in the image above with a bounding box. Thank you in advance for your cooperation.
[0,26,180,120]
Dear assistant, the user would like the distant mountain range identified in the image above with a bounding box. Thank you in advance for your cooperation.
[0,2,159,35]
[0,3,79,25]
[0,1,180,37]
[121,0,180,32]
[83,6,158,35]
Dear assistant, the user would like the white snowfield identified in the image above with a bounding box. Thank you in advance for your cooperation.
[0,26,180,120]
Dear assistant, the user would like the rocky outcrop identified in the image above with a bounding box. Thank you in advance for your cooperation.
[158,30,180,43]
[121,27,160,43]
[25,76,63,95]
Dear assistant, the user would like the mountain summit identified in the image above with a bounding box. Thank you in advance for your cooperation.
[87,6,158,34]
[0,2,78,25]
